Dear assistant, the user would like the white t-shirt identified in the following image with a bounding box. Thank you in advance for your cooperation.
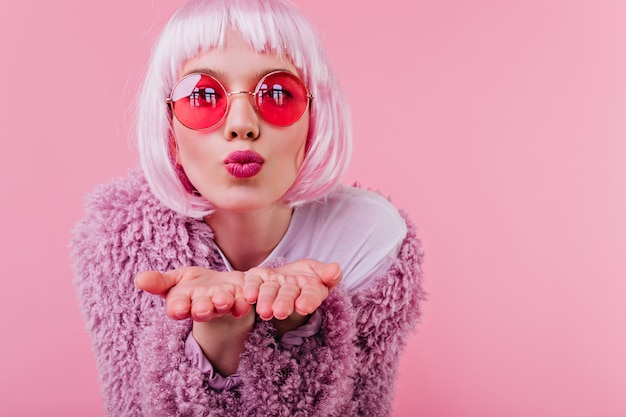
[216,185,407,292]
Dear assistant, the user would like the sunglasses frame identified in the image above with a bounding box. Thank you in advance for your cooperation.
[166,70,314,130]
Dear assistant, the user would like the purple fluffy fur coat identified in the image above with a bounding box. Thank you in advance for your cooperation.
[72,170,425,417]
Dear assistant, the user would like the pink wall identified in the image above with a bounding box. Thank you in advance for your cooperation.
[1,1,625,415]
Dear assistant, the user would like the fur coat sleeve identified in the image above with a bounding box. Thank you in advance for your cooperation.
[72,171,425,417]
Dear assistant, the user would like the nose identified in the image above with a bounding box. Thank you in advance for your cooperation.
[223,92,260,140]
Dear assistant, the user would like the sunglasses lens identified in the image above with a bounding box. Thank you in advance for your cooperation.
[256,72,310,126]
[170,73,227,130]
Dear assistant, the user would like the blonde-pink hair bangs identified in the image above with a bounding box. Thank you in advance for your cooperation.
[137,0,352,218]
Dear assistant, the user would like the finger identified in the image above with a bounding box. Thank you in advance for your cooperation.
[319,262,343,290]
[231,294,253,318]
[272,283,300,320]
[165,290,193,320]
[135,269,184,296]
[229,283,251,318]
[256,281,280,321]
[243,272,264,304]
[189,296,216,322]
[295,284,328,316]
[210,287,236,315]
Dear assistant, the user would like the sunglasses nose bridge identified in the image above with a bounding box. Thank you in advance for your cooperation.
[223,90,260,139]
[227,90,254,99]
[226,90,257,110]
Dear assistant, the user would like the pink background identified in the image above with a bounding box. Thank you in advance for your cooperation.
[1,0,625,416]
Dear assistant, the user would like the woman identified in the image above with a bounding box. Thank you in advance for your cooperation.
[72,0,425,415]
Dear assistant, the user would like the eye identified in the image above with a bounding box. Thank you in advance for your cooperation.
[258,83,294,107]
[188,87,223,108]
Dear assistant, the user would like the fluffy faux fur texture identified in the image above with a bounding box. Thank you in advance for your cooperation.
[72,170,425,416]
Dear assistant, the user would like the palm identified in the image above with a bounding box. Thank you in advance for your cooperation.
[244,259,342,320]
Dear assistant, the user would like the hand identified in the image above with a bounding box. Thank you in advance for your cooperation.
[243,259,342,321]
[135,267,251,322]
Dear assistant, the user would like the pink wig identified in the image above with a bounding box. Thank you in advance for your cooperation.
[137,0,352,218]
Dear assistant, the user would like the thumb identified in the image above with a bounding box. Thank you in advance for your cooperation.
[135,270,179,296]
[319,262,342,290]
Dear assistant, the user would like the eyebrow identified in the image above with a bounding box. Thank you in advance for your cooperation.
[181,67,227,78]
[251,68,295,80]
[181,67,295,82]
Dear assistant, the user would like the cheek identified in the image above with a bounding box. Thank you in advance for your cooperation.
[169,124,202,193]
[172,123,206,165]
[171,123,186,164]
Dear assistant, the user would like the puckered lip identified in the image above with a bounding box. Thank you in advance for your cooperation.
[224,150,265,178]
[224,150,265,165]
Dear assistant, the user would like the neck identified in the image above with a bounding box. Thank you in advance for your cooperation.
[206,205,294,271]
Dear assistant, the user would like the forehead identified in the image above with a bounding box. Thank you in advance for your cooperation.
[178,32,298,84]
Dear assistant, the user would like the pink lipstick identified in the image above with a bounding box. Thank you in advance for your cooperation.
[224,150,265,178]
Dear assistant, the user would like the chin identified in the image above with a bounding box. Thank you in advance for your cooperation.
[207,196,280,212]
[197,182,292,212]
